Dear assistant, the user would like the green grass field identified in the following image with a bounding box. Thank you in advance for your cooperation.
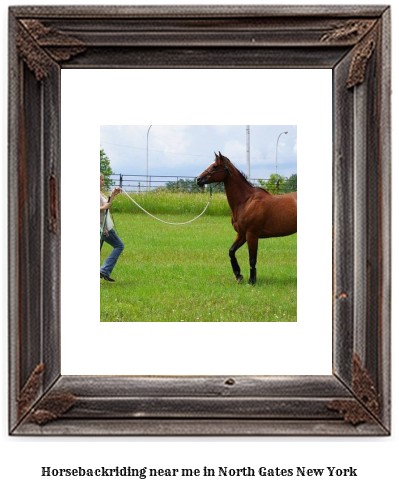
[101,193,297,322]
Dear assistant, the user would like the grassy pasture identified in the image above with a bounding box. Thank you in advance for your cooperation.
[100,193,297,322]
[112,188,231,216]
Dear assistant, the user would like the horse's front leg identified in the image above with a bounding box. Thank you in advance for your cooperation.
[246,233,259,285]
[229,233,246,283]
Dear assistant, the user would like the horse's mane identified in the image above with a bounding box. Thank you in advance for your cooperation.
[225,157,270,194]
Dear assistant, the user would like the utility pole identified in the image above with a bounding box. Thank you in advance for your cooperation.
[246,125,250,178]
[146,125,152,191]
[276,131,288,176]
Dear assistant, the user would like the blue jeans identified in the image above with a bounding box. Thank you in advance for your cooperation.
[100,229,124,277]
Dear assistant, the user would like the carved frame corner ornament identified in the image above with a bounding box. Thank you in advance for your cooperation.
[17,19,85,81]
[17,363,45,419]
[346,27,379,88]
[320,19,376,43]
[8,5,391,436]
[328,354,381,425]
[18,364,77,425]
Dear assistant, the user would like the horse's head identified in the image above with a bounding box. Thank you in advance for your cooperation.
[196,152,231,188]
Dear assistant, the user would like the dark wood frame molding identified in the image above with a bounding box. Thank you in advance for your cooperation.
[8,5,391,436]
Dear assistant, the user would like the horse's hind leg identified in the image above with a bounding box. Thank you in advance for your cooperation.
[229,234,246,282]
[246,233,259,285]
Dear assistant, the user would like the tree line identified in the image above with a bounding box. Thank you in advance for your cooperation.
[101,148,297,195]
[164,173,297,195]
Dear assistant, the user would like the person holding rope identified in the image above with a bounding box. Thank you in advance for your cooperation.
[100,173,124,282]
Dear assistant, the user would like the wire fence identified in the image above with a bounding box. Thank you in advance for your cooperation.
[108,174,297,195]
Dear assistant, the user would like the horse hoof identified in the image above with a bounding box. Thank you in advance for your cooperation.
[248,279,256,286]
[236,275,243,283]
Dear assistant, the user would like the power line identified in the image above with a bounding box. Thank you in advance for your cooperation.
[101,141,295,170]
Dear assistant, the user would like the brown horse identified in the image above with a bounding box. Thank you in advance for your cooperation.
[197,152,297,284]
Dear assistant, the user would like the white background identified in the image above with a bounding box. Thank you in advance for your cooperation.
[1,1,397,492]
[61,68,332,376]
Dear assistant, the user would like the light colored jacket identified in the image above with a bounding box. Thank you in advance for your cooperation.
[100,192,114,234]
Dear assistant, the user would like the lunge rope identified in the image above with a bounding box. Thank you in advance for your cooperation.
[121,189,211,225]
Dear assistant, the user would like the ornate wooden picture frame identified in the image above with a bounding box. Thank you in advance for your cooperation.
[9,5,391,435]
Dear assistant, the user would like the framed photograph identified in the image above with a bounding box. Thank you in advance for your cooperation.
[9,5,391,435]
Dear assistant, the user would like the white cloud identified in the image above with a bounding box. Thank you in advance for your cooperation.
[100,125,297,178]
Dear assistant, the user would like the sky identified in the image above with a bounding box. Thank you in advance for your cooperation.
[100,125,297,187]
